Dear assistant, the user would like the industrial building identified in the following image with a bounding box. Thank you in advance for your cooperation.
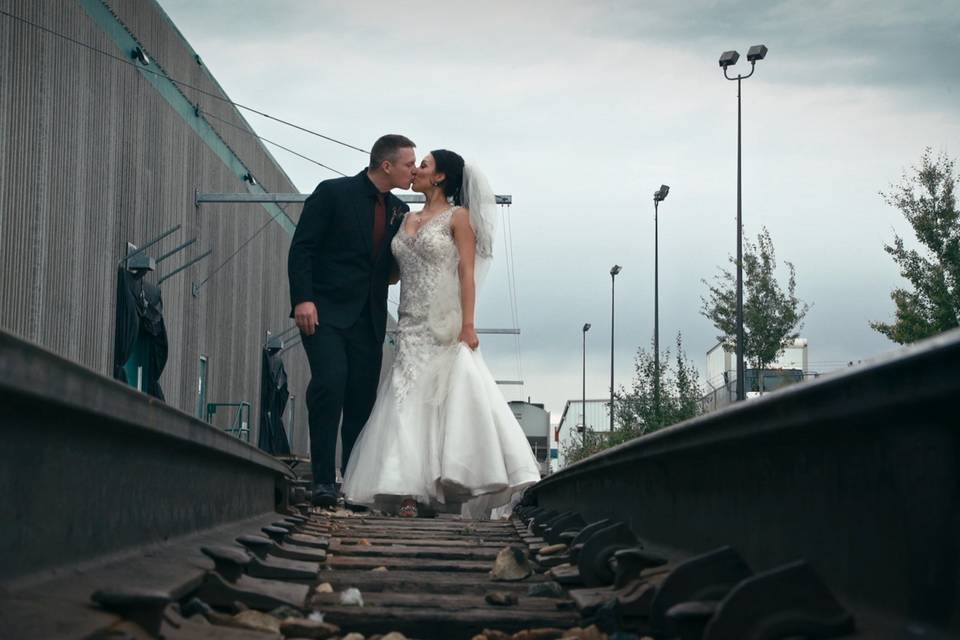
[0,0,312,453]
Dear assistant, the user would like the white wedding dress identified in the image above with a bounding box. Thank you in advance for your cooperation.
[341,203,541,518]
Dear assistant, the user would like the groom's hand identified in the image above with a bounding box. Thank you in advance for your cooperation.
[294,301,319,335]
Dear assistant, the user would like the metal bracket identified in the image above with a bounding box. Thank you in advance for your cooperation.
[156,249,212,285]
[702,560,855,640]
[650,546,752,637]
[195,192,513,206]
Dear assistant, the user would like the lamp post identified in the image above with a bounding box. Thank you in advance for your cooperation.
[653,185,670,421]
[582,322,591,446]
[719,44,767,402]
[609,265,621,432]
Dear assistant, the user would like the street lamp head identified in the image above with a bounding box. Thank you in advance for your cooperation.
[610,265,622,277]
[746,44,768,62]
[654,184,670,202]
[583,323,591,333]
[719,50,740,69]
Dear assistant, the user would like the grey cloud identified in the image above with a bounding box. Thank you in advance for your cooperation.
[596,0,960,97]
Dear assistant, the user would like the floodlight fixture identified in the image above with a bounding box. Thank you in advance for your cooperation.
[746,44,768,62]
[719,50,740,69]
[583,323,591,332]
[127,253,156,273]
[243,172,257,186]
[265,335,284,353]
[131,46,150,66]
[610,264,622,277]
[654,184,670,202]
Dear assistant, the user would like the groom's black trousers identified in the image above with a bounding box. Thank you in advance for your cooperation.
[300,306,382,486]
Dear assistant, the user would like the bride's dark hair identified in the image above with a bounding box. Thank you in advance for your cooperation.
[431,149,465,206]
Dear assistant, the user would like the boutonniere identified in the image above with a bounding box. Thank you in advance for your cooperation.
[389,206,404,227]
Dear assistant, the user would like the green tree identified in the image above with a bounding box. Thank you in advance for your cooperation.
[561,427,609,466]
[701,227,809,392]
[871,149,960,343]
[614,333,702,435]
[561,334,702,467]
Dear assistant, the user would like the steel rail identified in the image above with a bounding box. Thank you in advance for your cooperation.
[0,330,294,584]
[529,327,960,635]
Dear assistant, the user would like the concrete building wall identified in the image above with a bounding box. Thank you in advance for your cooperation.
[0,0,314,452]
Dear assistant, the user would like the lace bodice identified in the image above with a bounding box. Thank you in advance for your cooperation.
[390,206,462,402]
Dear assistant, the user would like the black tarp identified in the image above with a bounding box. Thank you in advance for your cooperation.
[112,266,168,401]
[258,348,290,455]
[113,267,140,382]
[139,281,168,401]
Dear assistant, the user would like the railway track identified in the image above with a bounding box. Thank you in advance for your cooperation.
[2,329,959,638]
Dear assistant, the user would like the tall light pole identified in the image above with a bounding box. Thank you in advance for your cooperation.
[719,44,767,402]
[609,265,621,432]
[582,322,591,446]
[653,185,670,421]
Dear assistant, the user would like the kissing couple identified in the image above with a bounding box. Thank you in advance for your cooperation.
[287,134,540,518]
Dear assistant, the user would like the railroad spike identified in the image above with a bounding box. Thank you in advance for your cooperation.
[196,570,309,612]
[611,547,669,589]
[577,522,639,587]
[200,545,251,583]
[90,587,171,637]
[568,519,613,562]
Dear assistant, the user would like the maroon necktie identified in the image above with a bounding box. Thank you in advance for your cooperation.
[371,193,386,261]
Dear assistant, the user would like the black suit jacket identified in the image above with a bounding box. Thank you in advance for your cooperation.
[288,170,408,344]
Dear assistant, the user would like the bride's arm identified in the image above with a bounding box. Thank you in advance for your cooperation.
[451,208,479,349]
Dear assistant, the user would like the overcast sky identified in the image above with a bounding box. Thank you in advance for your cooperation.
[160,0,960,421]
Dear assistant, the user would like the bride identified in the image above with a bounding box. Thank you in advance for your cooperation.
[341,149,540,518]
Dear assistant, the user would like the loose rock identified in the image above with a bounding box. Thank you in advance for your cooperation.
[510,629,565,640]
[315,582,334,594]
[561,625,607,640]
[339,587,365,607]
[268,604,303,619]
[485,591,519,606]
[278,618,340,639]
[232,610,282,633]
[537,544,567,557]
[180,597,212,618]
[527,582,564,598]
[490,546,533,581]
[481,629,511,640]
[371,565,389,572]
[358,538,372,546]
[342,634,366,640]
[381,633,407,640]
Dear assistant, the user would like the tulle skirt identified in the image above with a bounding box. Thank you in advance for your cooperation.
[341,343,541,518]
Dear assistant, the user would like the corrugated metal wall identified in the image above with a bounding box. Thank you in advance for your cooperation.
[0,0,313,454]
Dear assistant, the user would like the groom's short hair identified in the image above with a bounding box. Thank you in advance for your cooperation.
[370,134,416,169]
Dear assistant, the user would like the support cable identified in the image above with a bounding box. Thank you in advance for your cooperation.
[201,108,348,177]
[0,8,368,155]
[194,204,287,292]
[500,205,524,382]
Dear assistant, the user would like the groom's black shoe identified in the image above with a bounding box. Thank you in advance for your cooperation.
[311,483,338,508]
[344,501,369,513]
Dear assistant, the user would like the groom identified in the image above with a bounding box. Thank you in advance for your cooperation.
[288,134,417,507]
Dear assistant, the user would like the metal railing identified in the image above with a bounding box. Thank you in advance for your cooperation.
[206,401,251,442]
